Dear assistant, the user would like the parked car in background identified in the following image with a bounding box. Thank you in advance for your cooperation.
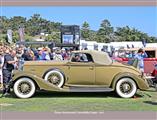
[114,47,157,75]
[11,50,150,99]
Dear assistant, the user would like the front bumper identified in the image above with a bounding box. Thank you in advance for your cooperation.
[145,76,157,89]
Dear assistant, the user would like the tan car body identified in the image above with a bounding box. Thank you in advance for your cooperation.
[12,50,149,93]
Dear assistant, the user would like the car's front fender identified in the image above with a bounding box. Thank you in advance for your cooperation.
[12,70,67,92]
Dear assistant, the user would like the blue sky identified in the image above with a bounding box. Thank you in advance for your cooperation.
[1,6,157,37]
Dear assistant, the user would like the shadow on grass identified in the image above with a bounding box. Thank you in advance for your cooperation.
[1,90,120,99]
[32,91,145,99]
[143,101,157,105]
[33,91,121,98]
[0,90,145,99]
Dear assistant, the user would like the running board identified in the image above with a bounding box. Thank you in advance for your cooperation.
[69,87,113,92]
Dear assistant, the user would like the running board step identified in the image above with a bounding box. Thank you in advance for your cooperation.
[69,87,113,92]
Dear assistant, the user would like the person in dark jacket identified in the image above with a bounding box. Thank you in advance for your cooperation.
[2,49,17,97]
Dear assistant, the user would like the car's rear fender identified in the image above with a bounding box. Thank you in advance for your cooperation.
[111,72,149,91]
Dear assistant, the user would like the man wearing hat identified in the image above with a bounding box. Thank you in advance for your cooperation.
[134,48,148,72]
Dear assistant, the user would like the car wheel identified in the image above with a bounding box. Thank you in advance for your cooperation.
[13,78,36,99]
[44,70,64,88]
[116,78,137,98]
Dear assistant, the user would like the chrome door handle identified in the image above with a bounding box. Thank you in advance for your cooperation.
[30,69,35,71]
[89,66,94,70]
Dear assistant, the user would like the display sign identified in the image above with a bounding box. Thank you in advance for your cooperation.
[61,25,80,44]
[62,35,73,44]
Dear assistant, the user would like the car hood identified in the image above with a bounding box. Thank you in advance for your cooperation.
[24,60,68,66]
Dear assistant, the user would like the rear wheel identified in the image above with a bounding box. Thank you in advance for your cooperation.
[13,77,36,99]
[116,78,137,98]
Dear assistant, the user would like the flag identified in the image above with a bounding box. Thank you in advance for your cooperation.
[7,29,12,43]
[18,27,25,41]
[94,44,98,50]
[142,39,146,47]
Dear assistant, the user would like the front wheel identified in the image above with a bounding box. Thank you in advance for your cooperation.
[44,70,65,88]
[13,78,36,99]
[116,78,137,98]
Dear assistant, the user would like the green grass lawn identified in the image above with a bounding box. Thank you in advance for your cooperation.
[0,89,157,112]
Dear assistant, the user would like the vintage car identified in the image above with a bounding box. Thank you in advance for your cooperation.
[11,50,149,99]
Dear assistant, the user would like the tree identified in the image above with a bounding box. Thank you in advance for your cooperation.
[45,31,61,44]
[26,14,42,36]
[0,14,156,44]
[97,19,114,43]
[0,34,7,43]
[9,16,27,31]
[0,16,10,33]
[114,26,154,42]
[81,21,90,40]
[25,14,62,37]
[88,30,97,41]
[12,31,20,43]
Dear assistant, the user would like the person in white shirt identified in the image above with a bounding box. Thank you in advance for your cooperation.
[53,49,63,61]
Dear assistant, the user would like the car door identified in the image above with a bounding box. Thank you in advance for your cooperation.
[66,53,95,86]
[95,65,119,87]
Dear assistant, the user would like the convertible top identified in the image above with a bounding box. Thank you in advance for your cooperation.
[72,50,112,65]
[24,50,112,66]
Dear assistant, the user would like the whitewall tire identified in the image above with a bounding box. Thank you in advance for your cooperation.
[116,78,137,98]
[44,70,64,88]
[13,78,36,99]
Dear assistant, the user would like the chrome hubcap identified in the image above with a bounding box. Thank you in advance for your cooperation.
[48,74,61,86]
[120,82,132,94]
[18,82,32,95]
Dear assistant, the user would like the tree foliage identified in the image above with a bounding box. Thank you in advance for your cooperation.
[1,14,156,43]
[81,21,90,40]
[96,19,114,43]
[45,31,61,44]
[114,26,156,42]
[0,14,61,43]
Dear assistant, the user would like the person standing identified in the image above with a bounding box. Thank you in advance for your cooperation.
[0,49,4,90]
[2,49,17,97]
[53,49,63,61]
[134,48,148,72]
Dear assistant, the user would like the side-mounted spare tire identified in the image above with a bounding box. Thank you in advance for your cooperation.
[44,69,65,88]
[116,77,137,98]
[13,77,36,99]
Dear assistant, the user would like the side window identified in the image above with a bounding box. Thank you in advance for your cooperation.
[85,53,93,62]
[71,53,93,63]
[71,53,80,62]
[80,54,88,62]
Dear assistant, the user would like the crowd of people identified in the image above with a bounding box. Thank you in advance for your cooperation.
[112,48,148,72]
[0,44,74,97]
